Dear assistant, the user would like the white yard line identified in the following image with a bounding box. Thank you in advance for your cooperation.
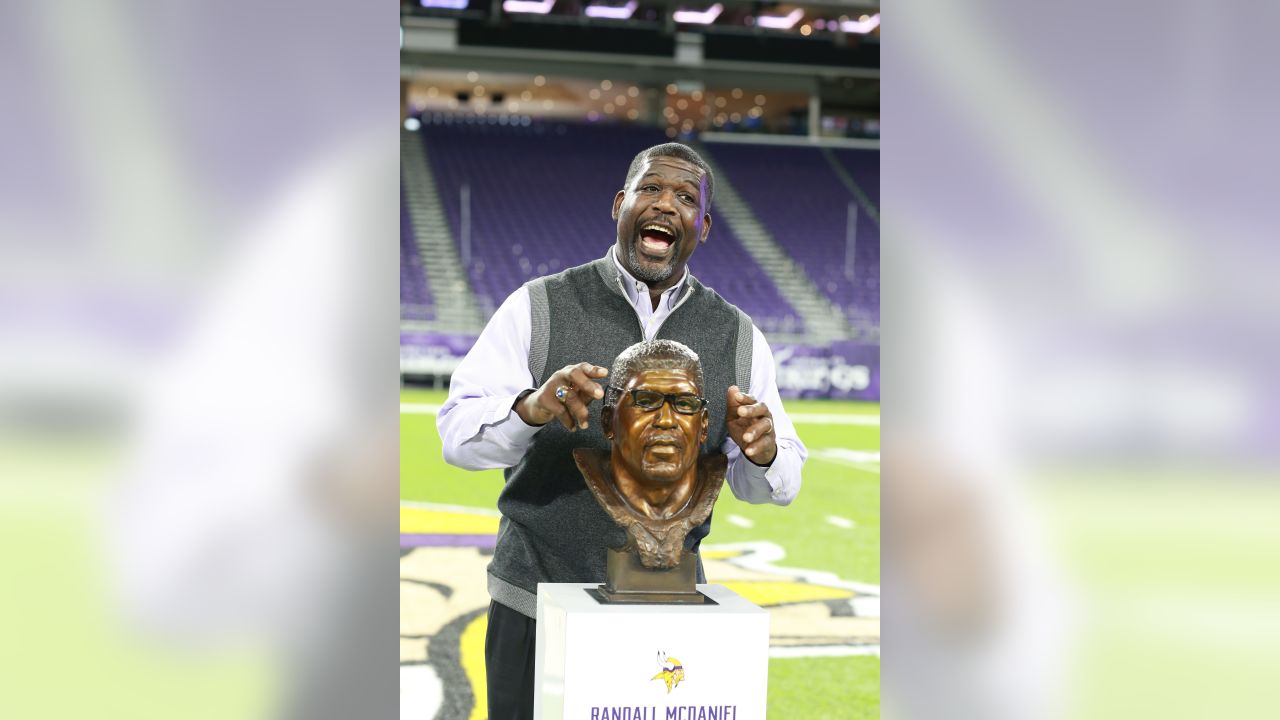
[789,413,879,426]
[770,645,881,658]
[726,514,755,528]
[399,500,501,517]
[704,540,882,596]
[813,448,880,463]
[825,515,856,529]
[833,464,881,476]
[810,448,882,476]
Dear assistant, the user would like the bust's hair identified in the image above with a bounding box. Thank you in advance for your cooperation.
[604,339,704,412]
[622,143,715,210]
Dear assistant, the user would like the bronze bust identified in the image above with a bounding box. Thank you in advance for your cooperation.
[573,339,726,603]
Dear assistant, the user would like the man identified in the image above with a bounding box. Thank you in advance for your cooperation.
[575,339,727,572]
[437,142,805,717]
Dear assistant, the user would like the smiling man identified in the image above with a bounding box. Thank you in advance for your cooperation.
[437,142,806,718]
[614,153,707,289]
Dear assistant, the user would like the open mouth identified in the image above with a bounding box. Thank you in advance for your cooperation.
[637,223,678,257]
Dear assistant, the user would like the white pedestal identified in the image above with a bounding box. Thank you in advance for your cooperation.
[534,583,769,720]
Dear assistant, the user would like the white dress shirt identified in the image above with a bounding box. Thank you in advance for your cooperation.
[437,248,804,505]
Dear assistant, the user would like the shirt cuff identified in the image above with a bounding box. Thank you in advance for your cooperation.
[478,393,544,448]
[739,456,784,501]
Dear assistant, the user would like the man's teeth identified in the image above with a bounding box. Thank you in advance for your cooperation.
[641,224,674,239]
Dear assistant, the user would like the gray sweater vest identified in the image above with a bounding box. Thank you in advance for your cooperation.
[487,255,754,617]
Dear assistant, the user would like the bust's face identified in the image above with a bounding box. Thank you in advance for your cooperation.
[612,368,709,484]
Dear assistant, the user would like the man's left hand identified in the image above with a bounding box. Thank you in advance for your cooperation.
[726,385,777,466]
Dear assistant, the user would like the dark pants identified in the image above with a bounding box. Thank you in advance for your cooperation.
[485,600,536,719]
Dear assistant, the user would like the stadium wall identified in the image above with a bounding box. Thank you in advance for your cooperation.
[401,332,880,401]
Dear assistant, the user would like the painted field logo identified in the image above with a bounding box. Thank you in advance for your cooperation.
[651,651,685,693]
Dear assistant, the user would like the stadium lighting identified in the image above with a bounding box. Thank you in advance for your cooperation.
[503,0,555,13]
[584,0,637,19]
[840,13,880,33]
[756,8,803,30]
[420,0,468,8]
[673,3,723,24]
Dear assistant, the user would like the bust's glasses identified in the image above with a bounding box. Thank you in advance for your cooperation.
[616,388,707,415]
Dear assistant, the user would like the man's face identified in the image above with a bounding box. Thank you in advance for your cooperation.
[611,368,709,484]
[612,156,712,286]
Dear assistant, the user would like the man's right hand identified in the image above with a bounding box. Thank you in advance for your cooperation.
[515,363,609,431]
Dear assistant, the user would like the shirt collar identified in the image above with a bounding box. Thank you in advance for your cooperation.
[608,246,690,311]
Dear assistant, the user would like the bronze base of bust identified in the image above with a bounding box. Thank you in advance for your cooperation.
[593,548,711,604]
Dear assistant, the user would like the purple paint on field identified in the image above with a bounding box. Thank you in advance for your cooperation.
[400,533,497,549]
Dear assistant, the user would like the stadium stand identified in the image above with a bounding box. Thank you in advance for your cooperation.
[414,116,806,336]
[400,181,435,321]
[703,142,880,334]
[833,148,880,209]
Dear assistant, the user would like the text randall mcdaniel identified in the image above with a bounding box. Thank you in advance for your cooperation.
[590,706,738,720]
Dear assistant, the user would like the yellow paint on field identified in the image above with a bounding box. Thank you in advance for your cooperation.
[700,548,746,560]
[461,613,489,720]
[720,580,854,606]
[400,507,500,535]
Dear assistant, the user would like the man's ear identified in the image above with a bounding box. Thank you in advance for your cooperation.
[698,409,709,444]
[612,190,625,220]
[699,213,712,244]
[602,406,614,439]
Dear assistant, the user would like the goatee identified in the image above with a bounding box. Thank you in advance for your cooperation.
[626,242,677,283]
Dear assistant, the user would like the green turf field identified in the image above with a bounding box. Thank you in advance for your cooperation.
[402,388,880,718]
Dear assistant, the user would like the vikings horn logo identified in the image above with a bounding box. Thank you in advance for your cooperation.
[651,651,685,693]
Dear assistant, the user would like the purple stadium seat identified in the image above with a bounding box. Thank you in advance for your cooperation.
[401,180,435,321]
[833,148,880,209]
[704,143,879,332]
[417,117,804,335]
